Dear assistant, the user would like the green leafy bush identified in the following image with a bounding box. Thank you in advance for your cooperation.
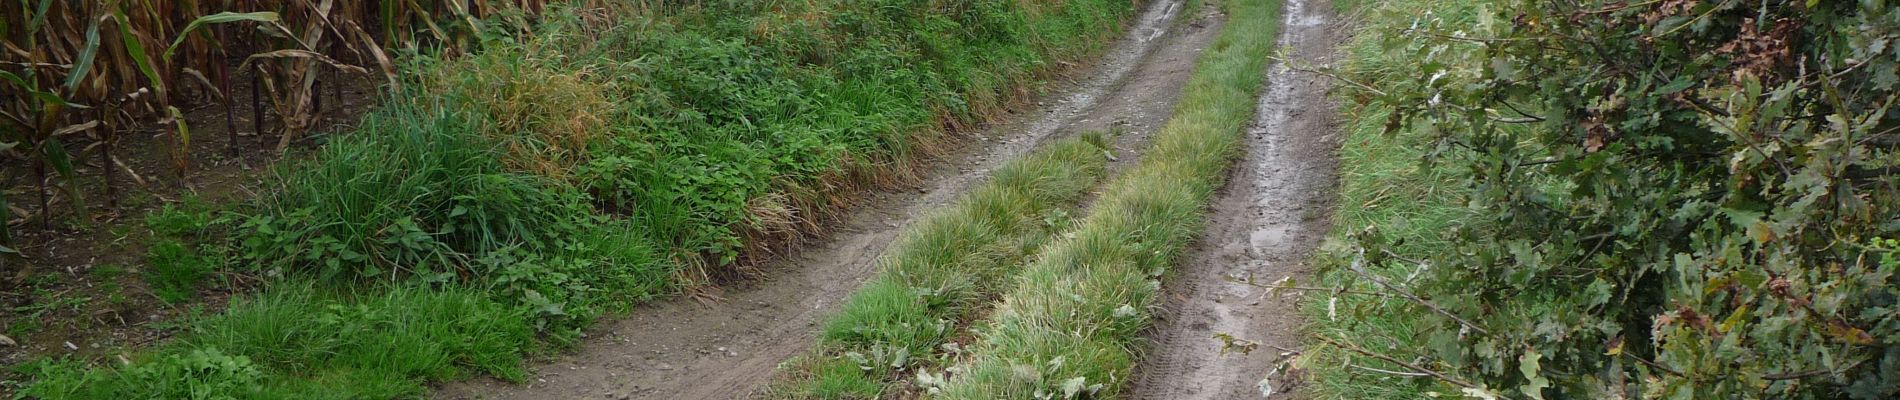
[1316,0,1900,398]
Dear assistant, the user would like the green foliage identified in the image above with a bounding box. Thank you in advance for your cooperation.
[145,197,216,238]
[800,357,885,399]
[1314,0,1900,398]
[238,101,592,282]
[145,239,217,304]
[20,284,535,399]
[19,348,264,400]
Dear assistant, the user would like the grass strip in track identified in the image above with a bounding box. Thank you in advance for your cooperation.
[931,0,1283,397]
[776,135,1112,399]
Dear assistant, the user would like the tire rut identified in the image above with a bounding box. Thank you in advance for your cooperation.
[1127,0,1345,398]
[431,0,1209,398]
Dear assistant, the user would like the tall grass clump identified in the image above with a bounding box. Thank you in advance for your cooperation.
[236,100,596,281]
[777,135,1112,398]
[932,0,1284,397]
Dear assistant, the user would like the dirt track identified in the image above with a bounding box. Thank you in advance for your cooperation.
[431,0,1222,397]
[1127,0,1344,398]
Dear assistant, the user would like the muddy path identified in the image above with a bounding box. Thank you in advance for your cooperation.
[1126,0,1345,398]
[432,0,1221,398]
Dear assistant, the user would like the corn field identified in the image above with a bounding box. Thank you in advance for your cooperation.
[0,0,545,251]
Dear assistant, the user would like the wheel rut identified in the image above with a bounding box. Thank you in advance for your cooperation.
[431,0,1216,398]
[1127,0,1346,398]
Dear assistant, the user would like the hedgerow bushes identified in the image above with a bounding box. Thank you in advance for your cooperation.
[20,0,1139,397]
[1310,0,1900,398]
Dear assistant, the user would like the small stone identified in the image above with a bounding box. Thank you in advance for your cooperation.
[0,334,15,346]
[64,341,79,351]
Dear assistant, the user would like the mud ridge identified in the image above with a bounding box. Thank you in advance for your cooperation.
[431,0,1220,397]
[1127,0,1346,398]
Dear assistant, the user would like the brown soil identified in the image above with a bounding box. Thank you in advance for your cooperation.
[0,69,378,370]
[1127,0,1345,398]
[430,0,1221,398]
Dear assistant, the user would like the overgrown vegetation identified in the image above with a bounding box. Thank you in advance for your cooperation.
[0,1,544,241]
[1307,0,1900,398]
[776,135,1112,398]
[929,0,1283,396]
[17,0,1141,397]
[19,284,534,399]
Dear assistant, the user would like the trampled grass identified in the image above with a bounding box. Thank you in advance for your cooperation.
[19,0,1143,397]
[931,0,1285,396]
[776,135,1112,398]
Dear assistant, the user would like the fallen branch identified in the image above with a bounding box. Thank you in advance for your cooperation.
[1316,335,1506,399]
[1351,363,1432,377]
[1350,248,1491,335]
[1224,275,1396,298]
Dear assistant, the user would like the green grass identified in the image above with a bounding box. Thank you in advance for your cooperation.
[144,239,217,304]
[18,283,533,399]
[20,0,1144,397]
[932,0,1286,397]
[144,196,223,303]
[776,135,1112,398]
[1294,0,1495,397]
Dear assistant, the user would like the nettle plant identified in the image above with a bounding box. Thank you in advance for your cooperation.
[1345,0,1900,398]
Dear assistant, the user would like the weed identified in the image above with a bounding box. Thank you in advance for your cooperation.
[89,264,128,280]
[21,283,534,399]
[145,197,217,238]
[145,239,217,304]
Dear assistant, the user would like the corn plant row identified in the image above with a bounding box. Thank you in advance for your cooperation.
[0,1,543,244]
[776,135,1111,398]
[930,0,1283,397]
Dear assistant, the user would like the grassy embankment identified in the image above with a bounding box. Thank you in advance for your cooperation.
[775,135,1111,398]
[15,1,1138,398]
[927,0,1283,397]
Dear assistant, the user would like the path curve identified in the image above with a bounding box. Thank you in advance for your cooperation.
[1128,0,1345,398]
[433,0,1215,397]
